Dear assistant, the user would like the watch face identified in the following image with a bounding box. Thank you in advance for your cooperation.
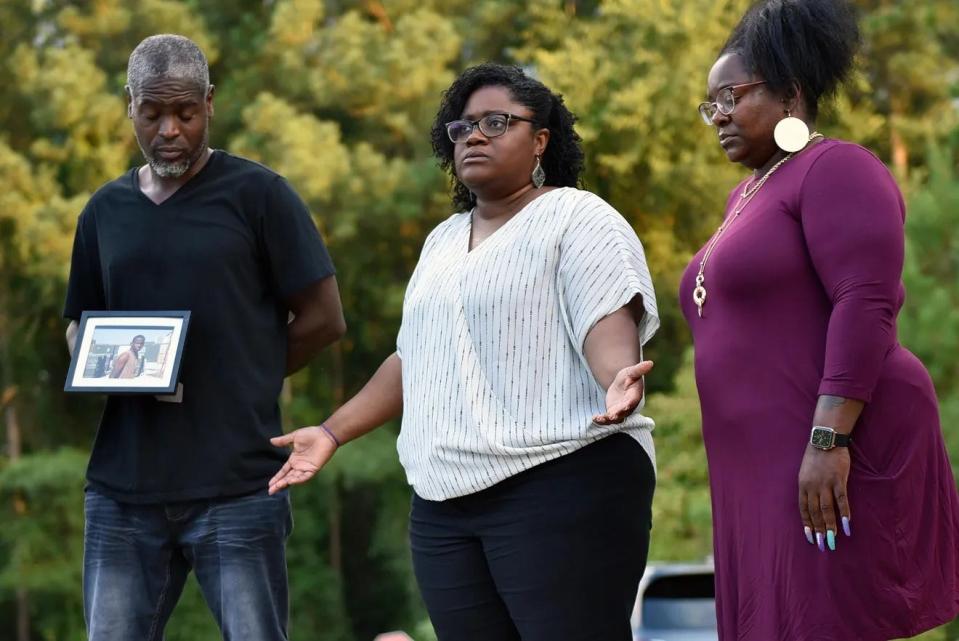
[811,427,835,449]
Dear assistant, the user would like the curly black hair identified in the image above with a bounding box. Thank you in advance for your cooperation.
[430,63,585,212]
[722,0,860,120]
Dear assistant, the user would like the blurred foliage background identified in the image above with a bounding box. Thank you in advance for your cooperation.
[0,0,957,639]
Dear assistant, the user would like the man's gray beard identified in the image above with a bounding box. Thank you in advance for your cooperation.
[138,128,209,179]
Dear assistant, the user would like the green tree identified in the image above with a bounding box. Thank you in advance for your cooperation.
[900,138,959,476]
[645,350,712,562]
[1,1,957,638]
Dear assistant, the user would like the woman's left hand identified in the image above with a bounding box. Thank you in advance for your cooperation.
[798,443,851,551]
[593,360,654,425]
[268,426,338,495]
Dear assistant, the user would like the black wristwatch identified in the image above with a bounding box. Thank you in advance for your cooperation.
[809,425,852,450]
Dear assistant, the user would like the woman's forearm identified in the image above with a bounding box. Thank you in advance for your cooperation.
[811,395,864,435]
[323,352,403,444]
[583,303,642,390]
[813,394,865,434]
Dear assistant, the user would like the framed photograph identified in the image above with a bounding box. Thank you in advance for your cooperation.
[65,311,191,394]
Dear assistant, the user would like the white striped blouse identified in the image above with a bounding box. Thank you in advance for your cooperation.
[396,187,660,501]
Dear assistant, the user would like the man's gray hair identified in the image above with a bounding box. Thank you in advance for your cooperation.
[127,34,209,97]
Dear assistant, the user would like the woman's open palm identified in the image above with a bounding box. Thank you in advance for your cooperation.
[268,426,337,494]
[593,360,654,425]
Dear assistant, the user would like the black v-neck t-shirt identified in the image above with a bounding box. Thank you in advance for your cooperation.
[64,150,335,503]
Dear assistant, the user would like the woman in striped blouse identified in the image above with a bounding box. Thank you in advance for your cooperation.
[269,63,660,641]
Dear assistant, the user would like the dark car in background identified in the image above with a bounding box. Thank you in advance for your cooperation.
[631,562,719,641]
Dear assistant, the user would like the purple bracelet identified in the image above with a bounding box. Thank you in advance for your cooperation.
[319,423,341,448]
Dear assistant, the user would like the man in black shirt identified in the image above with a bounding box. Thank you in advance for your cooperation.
[64,34,345,641]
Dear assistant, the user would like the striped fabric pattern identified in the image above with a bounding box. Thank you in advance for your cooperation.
[396,187,660,500]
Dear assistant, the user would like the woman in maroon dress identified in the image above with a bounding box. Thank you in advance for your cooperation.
[680,0,959,639]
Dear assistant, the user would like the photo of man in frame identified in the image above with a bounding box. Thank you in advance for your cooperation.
[108,334,145,378]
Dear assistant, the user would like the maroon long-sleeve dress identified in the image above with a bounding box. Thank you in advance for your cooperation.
[680,139,959,641]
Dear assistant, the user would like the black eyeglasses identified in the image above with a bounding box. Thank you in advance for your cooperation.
[445,113,537,143]
[698,80,767,125]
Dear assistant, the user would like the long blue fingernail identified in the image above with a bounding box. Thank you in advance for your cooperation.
[826,530,836,551]
[816,531,825,552]
[842,516,852,537]
[804,526,814,545]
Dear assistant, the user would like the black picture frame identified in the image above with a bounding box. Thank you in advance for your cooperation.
[64,311,191,394]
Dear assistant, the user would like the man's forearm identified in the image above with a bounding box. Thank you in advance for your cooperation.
[286,314,346,374]
[284,276,346,375]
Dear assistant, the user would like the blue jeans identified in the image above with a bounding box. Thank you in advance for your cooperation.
[83,487,292,641]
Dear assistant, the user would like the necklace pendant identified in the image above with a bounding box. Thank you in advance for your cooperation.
[693,284,707,317]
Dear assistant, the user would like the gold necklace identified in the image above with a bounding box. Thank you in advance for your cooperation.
[692,133,823,318]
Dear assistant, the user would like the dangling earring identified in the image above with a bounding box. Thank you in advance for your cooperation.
[774,109,810,153]
[531,155,546,188]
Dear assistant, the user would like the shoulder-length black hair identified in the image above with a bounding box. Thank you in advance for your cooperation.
[430,63,585,211]
[722,0,860,120]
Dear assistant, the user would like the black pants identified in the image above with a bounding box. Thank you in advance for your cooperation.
[410,433,656,641]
